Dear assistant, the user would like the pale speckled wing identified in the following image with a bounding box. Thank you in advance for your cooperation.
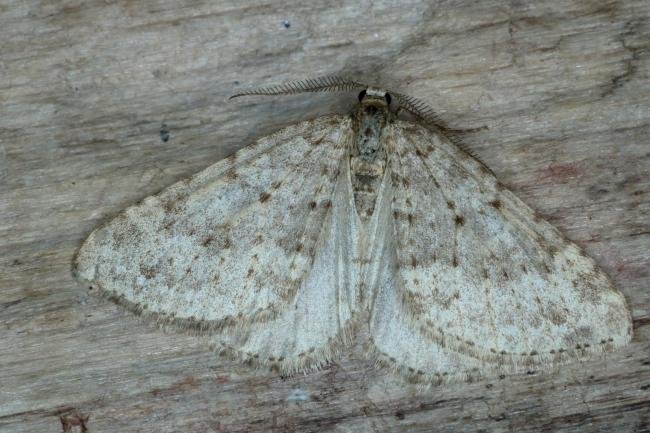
[75,116,361,371]
[212,156,363,371]
[368,121,632,380]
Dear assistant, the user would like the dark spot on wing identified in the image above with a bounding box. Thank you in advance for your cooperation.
[271,180,283,189]
[308,201,317,209]
[455,215,465,226]
[226,169,238,180]
[323,200,332,209]
[502,270,509,279]
[411,255,417,268]
[452,254,459,267]
[489,199,502,209]
[408,214,415,225]
[202,235,214,246]
[247,268,254,278]
[447,200,455,209]
[295,243,303,252]
[140,264,156,279]
[259,192,271,203]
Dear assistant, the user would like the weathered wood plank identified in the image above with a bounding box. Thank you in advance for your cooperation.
[1,0,648,432]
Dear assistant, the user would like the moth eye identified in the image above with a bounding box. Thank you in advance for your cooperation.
[384,93,392,105]
[358,90,367,102]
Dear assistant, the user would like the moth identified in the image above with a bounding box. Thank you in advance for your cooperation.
[75,77,632,383]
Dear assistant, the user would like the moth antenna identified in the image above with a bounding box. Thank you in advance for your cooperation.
[392,92,444,125]
[230,76,368,99]
[393,91,488,166]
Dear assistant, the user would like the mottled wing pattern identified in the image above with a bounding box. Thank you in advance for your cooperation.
[368,161,489,382]
[369,121,632,380]
[211,153,363,371]
[75,116,361,371]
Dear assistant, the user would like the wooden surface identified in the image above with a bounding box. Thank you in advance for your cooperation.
[1,1,649,432]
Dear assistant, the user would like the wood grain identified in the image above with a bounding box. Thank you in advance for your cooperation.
[1,1,648,432]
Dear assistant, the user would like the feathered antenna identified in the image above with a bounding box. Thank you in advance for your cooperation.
[229,76,368,99]
[392,92,444,125]
[393,92,488,165]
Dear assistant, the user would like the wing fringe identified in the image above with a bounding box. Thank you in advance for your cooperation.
[365,336,625,388]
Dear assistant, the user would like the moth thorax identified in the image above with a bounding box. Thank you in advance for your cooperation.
[354,98,389,162]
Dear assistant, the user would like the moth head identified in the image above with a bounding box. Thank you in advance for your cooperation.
[357,88,392,107]
[356,87,391,120]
